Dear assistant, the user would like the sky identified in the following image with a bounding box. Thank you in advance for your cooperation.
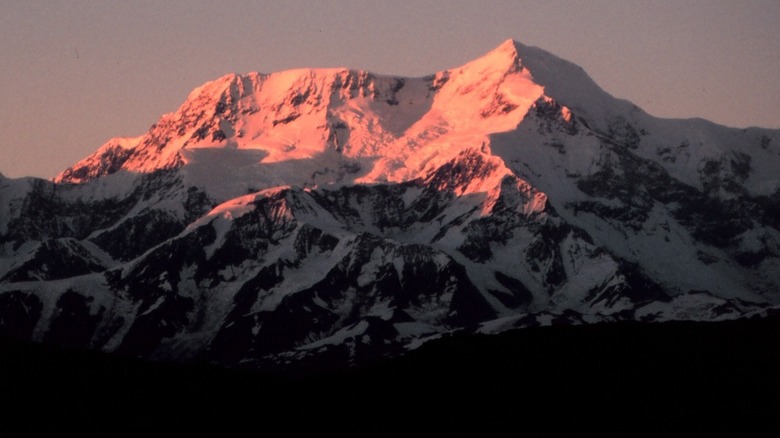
[1,0,779,179]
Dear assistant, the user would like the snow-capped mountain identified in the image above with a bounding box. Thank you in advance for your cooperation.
[1,40,778,369]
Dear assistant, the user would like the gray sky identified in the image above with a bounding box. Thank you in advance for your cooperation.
[2,0,779,179]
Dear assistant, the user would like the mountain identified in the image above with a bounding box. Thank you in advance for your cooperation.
[1,39,779,370]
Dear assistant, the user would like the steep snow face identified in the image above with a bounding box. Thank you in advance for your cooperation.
[357,40,546,184]
[2,39,778,370]
[512,41,638,123]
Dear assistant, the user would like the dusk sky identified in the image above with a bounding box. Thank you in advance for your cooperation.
[1,0,779,179]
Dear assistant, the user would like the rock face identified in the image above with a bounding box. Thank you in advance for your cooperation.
[1,40,778,369]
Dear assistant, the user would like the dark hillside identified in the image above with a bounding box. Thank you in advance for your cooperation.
[2,314,778,435]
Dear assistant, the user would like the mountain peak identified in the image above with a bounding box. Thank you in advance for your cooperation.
[485,38,523,62]
[454,39,524,79]
[450,39,620,119]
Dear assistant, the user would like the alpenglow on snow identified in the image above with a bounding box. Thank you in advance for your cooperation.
[1,40,778,368]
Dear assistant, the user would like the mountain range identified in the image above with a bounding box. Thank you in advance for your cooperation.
[1,39,778,371]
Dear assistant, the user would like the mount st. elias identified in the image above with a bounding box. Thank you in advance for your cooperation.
[1,39,779,370]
